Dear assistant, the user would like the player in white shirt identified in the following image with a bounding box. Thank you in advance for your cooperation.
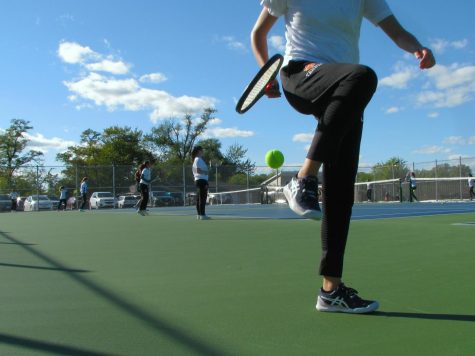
[192,146,210,220]
[468,174,475,201]
[252,0,435,313]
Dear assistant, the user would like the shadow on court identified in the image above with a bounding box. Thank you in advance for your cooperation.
[0,333,113,356]
[373,311,475,322]
[0,230,225,356]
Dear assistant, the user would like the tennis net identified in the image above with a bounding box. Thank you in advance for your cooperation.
[356,177,473,202]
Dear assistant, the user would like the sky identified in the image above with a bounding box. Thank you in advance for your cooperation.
[1,0,474,170]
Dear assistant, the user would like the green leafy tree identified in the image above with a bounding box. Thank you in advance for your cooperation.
[0,119,43,188]
[145,108,216,162]
[372,157,408,181]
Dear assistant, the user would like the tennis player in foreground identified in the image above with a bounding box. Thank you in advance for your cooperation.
[251,0,435,313]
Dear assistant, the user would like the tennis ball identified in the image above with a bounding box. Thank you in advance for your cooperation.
[265,149,285,169]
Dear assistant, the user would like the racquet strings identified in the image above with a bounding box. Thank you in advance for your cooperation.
[240,59,282,112]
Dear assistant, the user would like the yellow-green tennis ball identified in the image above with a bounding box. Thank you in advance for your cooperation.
[265,149,284,169]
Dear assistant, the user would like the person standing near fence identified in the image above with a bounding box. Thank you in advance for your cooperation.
[252,0,435,314]
[366,182,373,202]
[138,161,152,216]
[408,172,418,202]
[57,186,68,211]
[10,191,18,211]
[192,146,210,220]
[134,163,146,209]
[79,177,89,211]
[468,174,475,201]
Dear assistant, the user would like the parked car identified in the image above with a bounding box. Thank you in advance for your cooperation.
[149,191,175,207]
[169,192,184,206]
[16,197,26,211]
[0,194,12,212]
[89,192,116,209]
[207,193,233,205]
[117,195,140,208]
[48,196,60,209]
[23,195,54,211]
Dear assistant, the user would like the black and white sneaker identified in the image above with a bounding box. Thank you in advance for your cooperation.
[283,175,322,220]
[316,283,379,314]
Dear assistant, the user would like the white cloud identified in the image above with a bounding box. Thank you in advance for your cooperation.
[58,41,97,64]
[85,59,130,75]
[413,145,451,155]
[427,64,475,90]
[428,112,439,118]
[208,118,222,126]
[443,136,466,145]
[205,127,254,138]
[139,72,168,84]
[269,35,285,51]
[468,136,475,145]
[416,64,475,108]
[59,42,218,122]
[22,133,76,153]
[430,38,469,54]
[220,36,246,52]
[292,133,313,142]
[379,62,418,89]
[385,106,400,114]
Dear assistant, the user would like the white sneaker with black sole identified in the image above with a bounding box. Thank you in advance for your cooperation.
[283,175,322,220]
[316,283,379,314]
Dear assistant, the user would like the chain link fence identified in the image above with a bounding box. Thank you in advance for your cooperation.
[1,156,474,210]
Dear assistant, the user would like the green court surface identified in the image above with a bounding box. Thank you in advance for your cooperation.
[1,210,474,355]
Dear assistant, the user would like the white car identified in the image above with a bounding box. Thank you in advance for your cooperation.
[23,195,54,211]
[89,192,116,209]
[117,195,140,208]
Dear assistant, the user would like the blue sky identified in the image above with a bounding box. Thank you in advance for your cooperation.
[1,0,474,169]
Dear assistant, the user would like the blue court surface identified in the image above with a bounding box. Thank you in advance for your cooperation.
[111,201,475,220]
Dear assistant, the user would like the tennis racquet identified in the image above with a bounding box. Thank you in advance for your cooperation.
[236,54,284,114]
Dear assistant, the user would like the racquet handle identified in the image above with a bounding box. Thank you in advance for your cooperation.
[264,81,277,93]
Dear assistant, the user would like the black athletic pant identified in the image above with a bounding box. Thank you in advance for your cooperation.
[140,183,149,211]
[80,193,88,210]
[281,61,378,278]
[470,187,474,200]
[196,179,208,216]
[57,199,67,210]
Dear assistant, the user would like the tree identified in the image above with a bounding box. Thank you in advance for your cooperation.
[56,126,156,194]
[0,119,43,188]
[146,108,216,163]
[223,143,256,175]
[372,157,408,181]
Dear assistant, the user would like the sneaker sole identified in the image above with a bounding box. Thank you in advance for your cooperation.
[316,297,379,314]
[283,185,322,220]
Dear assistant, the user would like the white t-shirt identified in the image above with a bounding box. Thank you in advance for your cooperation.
[59,189,68,200]
[261,0,393,64]
[468,177,475,188]
[193,157,209,181]
[140,167,152,185]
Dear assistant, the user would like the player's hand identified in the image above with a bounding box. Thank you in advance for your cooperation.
[415,47,435,69]
[264,79,281,98]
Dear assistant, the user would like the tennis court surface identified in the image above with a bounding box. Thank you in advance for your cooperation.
[1,202,474,355]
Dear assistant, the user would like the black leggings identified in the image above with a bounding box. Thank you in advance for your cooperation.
[196,179,208,216]
[140,184,149,210]
[80,193,88,210]
[281,62,378,278]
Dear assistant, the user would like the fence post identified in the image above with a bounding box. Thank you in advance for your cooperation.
[435,160,438,201]
[459,156,463,200]
[112,164,116,206]
[182,162,186,207]
[215,164,218,193]
[75,165,79,209]
[36,165,40,211]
